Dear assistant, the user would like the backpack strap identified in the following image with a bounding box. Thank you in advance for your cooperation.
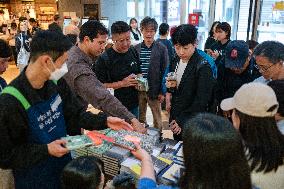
[1,86,31,110]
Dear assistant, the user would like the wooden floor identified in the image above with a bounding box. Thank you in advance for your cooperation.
[2,63,173,139]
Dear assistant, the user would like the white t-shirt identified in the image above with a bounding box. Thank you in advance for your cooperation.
[176,60,188,88]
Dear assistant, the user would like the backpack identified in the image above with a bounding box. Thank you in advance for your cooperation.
[196,59,219,114]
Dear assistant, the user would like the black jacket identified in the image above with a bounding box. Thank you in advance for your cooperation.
[169,51,215,127]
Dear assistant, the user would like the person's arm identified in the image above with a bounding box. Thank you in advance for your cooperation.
[15,34,21,54]
[58,79,108,135]
[73,73,146,133]
[132,144,175,189]
[160,46,169,96]
[131,143,155,181]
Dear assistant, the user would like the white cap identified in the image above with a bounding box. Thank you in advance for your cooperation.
[221,83,279,117]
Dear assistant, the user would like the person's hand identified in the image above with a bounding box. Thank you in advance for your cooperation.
[131,142,151,161]
[131,118,147,134]
[121,74,138,88]
[107,117,134,131]
[170,120,182,135]
[166,80,177,88]
[47,140,69,157]
[166,93,171,113]
[158,94,165,103]
[211,50,220,59]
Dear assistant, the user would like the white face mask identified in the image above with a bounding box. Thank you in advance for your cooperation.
[49,62,68,81]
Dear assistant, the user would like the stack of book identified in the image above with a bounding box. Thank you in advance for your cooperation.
[102,146,131,176]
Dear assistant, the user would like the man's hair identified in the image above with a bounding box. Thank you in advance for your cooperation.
[216,22,231,39]
[140,16,158,31]
[29,18,36,23]
[171,24,197,46]
[246,40,259,50]
[159,23,169,36]
[111,21,130,35]
[30,30,72,62]
[54,14,60,21]
[61,156,104,189]
[10,22,17,30]
[0,10,4,14]
[180,113,252,189]
[0,39,12,58]
[236,110,284,173]
[19,16,27,22]
[268,80,284,117]
[170,26,177,37]
[48,22,62,33]
[79,20,108,42]
[253,41,284,64]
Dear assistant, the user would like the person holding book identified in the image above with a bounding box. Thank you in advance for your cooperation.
[0,30,133,189]
[132,113,252,189]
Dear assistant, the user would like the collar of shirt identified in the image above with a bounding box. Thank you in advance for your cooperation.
[142,41,154,49]
[69,45,94,67]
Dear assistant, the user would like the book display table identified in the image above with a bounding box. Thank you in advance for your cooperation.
[66,128,184,185]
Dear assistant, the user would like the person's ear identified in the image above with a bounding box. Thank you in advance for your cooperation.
[40,55,53,70]
[232,109,240,130]
[83,36,91,43]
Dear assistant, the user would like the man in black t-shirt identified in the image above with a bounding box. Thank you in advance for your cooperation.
[95,21,142,118]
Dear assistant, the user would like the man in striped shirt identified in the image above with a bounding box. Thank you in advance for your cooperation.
[134,17,169,131]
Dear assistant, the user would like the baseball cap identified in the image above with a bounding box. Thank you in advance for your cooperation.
[225,40,249,69]
[221,83,278,117]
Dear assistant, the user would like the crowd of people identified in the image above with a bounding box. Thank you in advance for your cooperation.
[0,14,283,189]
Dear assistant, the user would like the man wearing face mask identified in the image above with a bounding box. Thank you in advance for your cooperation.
[64,20,146,133]
[0,30,133,189]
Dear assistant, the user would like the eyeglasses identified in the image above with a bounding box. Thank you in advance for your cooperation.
[257,64,275,73]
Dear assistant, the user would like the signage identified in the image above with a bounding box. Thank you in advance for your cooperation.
[188,13,199,26]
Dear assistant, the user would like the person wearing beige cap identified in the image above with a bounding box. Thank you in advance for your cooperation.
[221,82,284,189]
